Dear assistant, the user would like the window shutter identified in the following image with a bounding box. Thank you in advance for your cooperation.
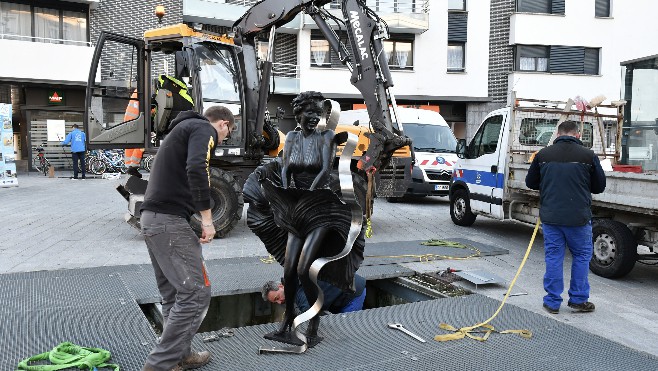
[595,0,610,17]
[517,0,550,13]
[518,45,548,58]
[549,46,584,74]
[584,48,599,75]
[551,0,565,15]
[448,12,468,43]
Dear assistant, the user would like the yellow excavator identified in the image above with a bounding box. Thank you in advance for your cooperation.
[84,0,413,237]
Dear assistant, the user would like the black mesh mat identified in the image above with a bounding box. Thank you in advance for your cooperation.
[189,294,658,371]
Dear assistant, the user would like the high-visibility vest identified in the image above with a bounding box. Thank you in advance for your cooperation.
[123,90,140,122]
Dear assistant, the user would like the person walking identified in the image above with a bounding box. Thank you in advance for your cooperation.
[525,120,606,314]
[60,124,86,179]
[140,106,234,371]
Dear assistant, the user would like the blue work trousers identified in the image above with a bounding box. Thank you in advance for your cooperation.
[542,222,592,309]
[340,288,367,313]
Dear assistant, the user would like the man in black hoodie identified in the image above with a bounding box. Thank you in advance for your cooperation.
[526,120,606,315]
[141,106,234,371]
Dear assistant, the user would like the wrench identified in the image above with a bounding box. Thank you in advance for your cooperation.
[388,323,426,343]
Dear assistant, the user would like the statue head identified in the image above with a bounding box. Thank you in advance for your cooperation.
[292,91,324,132]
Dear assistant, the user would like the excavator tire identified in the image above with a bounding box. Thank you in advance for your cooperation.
[263,120,281,150]
[190,168,244,238]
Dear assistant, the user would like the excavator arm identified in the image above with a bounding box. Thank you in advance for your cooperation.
[233,0,411,171]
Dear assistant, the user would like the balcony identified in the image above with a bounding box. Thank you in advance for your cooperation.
[272,62,300,94]
[0,35,93,85]
[304,0,430,34]
[182,0,301,33]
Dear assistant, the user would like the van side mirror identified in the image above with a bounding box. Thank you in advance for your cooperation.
[456,139,467,159]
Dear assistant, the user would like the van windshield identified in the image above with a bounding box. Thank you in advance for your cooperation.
[403,123,458,153]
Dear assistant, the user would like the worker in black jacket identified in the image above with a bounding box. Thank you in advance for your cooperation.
[141,106,235,371]
[525,120,606,315]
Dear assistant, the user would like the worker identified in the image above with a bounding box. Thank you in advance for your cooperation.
[261,274,367,315]
[140,106,235,371]
[60,124,86,179]
[525,120,606,314]
[122,90,146,178]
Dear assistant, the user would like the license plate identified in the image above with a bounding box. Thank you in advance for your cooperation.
[435,185,449,191]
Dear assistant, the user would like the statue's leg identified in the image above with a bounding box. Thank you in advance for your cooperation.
[263,233,306,346]
[297,227,329,347]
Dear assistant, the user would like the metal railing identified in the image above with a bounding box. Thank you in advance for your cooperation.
[223,0,429,14]
[0,33,91,46]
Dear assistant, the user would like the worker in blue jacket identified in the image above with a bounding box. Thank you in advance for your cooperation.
[525,120,606,314]
[60,124,86,179]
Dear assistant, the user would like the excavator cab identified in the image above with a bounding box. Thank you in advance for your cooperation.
[84,27,245,152]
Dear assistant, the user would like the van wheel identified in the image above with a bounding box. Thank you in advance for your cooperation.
[590,219,637,278]
[450,189,476,226]
[190,168,244,238]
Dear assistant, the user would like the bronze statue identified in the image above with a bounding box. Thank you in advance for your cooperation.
[243,91,366,350]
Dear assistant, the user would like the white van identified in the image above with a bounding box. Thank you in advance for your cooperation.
[339,107,458,197]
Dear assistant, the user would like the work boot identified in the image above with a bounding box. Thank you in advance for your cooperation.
[180,351,211,370]
[142,364,182,371]
[127,166,142,178]
[568,301,595,312]
[542,303,559,314]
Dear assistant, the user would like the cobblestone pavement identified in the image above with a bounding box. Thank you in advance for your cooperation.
[1,171,657,357]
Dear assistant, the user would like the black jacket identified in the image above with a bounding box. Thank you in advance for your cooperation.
[141,111,218,219]
[525,136,606,226]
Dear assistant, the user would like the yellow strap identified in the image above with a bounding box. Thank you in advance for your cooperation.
[260,255,276,264]
[364,172,375,238]
[434,218,541,342]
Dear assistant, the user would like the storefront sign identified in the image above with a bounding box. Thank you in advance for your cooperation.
[48,90,65,105]
[0,103,18,187]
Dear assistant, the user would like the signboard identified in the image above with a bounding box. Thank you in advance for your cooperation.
[0,103,18,187]
[48,90,65,105]
[47,119,66,141]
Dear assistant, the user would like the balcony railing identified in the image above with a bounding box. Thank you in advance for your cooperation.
[222,0,429,14]
[0,33,91,46]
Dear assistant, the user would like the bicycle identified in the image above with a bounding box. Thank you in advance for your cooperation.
[32,143,51,176]
[140,154,155,172]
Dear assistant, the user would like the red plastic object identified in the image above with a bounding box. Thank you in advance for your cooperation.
[612,165,643,173]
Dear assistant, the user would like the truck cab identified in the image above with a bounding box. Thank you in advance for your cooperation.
[340,108,457,198]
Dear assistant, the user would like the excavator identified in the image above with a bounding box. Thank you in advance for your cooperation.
[84,0,413,237]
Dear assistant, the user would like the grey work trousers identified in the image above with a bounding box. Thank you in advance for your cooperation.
[141,210,211,371]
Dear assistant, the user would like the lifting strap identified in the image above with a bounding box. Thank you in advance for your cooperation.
[434,219,541,342]
[17,342,119,371]
[364,171,375,238]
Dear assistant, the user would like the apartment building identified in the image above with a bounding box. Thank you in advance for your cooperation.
[0,0,98,168]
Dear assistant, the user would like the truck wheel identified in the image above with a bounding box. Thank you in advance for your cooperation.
[190,168,244,238]
[590,219,637,278]
[450,189,476,226]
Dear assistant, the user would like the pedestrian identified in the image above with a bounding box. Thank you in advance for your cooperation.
[140,106,235,371]
[262,274,367,315]
[525,120,606,314]
[60,124,86,179]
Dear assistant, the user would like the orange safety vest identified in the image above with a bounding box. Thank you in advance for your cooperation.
[123,90,140,122]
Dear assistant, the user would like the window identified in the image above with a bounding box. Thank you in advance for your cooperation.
[519,118,558,145]
[515,45,600,75]
[310,30,350,68]
[448,43,465,71]
[468,115,503,158]
[0,2,87,44]
[383,39,413,69]
[448,0,466,11]
[595,0,611,17]
[516,0,565,15]
[516,45,549,72]
[370,0,418,13]
[0,2,30,41]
